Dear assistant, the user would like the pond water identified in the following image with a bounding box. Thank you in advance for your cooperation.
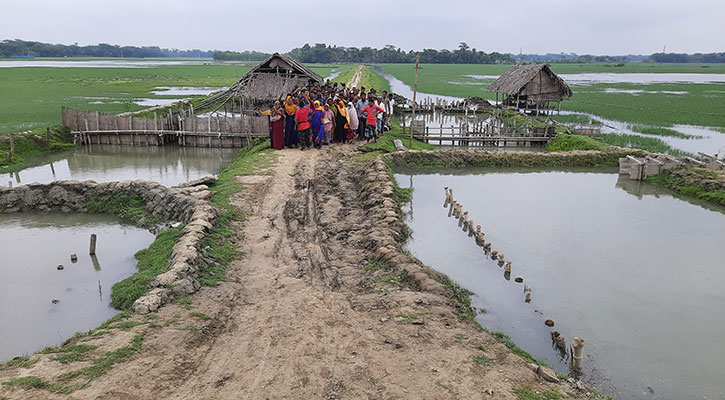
[150,86,222,96]
[0,213,155,361]
[1,145,239,187]
[395,168,725,400]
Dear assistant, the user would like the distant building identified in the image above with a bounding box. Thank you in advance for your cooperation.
[487,64,572,113]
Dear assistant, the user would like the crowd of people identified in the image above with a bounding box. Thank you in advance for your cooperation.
[257,80,395,150]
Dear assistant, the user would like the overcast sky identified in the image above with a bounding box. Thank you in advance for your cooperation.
[2,0,723,54]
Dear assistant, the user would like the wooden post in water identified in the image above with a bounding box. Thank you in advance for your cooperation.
[89,234,97,255]
[410,52,419,148]
[572,337,584,370]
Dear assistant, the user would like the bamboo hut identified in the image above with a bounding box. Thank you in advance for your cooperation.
[487,64,572,114]
[196,53,324,113]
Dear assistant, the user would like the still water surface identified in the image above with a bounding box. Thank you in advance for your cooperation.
[1,145,239,187]
[0,213,154,361]
[395,168,725,400]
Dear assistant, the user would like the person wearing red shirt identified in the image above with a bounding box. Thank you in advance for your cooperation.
[360,98,384,143]
[295,99,312,150]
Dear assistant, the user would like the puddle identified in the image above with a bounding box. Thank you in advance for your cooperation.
[395,168,725,400]
[150,86,222,96]
[603,88,688,95]
[134,98,182,106]
[0,212,155,361]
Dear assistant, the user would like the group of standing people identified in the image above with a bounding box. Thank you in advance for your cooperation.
[258,80,395,150]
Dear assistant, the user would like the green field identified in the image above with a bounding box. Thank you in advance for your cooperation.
[0,60,338,134]
[379,63,725,128]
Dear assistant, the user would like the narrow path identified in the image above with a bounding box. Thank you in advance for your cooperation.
[348,65,364,88]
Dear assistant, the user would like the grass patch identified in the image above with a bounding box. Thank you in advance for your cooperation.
[600,133,693,157]
[473,355,492,365]
[110,321,149,330]
[0,356,37,369]
[173,295,192,309]
[376,270,411,285]
[435,275,475,321]
[86,192,159,227]
[363,257,387,271]
[0,125,74,172]
[491,332,547,366]
[200,137,273,286]
[40,344,97,364]
[189,311,212,320]
[110,226,184,310]
[359,117,434,154]
[57,334,144,383]
[1,376,82,395]
[547,134,608,152]
[646,168,725,206]
[514,387,566,400]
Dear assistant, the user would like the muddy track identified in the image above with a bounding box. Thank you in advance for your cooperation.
[1,147,591,400]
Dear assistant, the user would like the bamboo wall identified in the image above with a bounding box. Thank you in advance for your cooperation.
[61,107,269,134]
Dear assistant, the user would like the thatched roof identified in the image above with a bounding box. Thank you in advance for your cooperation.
[196,53,323,111]
[487,64,572,99]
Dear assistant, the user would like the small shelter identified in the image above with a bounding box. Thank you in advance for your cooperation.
[487,64,572,113]
[196,53,324,112]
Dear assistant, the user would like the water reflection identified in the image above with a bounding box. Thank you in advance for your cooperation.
[395,169,725,400]
[1,145,239,187]
[0,213,154,361]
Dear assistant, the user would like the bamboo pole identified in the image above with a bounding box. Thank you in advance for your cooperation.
[410,52,419,148]
[89,234,97,255]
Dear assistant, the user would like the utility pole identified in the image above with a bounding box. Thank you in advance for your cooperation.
[410,52,419,148]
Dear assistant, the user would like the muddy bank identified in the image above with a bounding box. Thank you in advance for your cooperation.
[0,177,218,313]
[647,166,725,206]
[385,148,645,169]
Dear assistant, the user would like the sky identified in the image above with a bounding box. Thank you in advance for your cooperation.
[1,0,723,55]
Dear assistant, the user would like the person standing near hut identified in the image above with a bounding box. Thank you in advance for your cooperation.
[284,96,299,148]
[355,93,368,140]
[295,98,312,150]
[333,99,351,144]
[269,101,285,150]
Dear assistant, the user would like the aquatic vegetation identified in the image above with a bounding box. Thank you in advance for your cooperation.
[547,134,608,152]
[629,125,701,139]
[0,125,74,171]
[599,133,693,157]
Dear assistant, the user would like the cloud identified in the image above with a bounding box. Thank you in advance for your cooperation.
[1,0,722,54]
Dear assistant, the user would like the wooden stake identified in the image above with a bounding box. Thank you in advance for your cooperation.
[89,234,97,255]
[410,52,419,148]
[572,337,584,370]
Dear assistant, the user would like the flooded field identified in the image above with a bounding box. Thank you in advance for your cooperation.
[395,168,725,400]
[465,72,725,85]
[1,145,239,187]
[381,71,461,103]
[0,213,155,361]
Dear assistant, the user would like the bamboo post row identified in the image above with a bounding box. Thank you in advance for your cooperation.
[443,185,583,367]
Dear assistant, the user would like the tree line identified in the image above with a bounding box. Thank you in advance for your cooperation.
[648,52,725,63]
[0,39,212,58]
[285,43,514,64]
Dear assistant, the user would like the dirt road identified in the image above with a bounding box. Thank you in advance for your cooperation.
[1,147,587,399]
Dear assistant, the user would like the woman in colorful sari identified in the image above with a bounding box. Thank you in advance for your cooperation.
[269,101,285,150]
[333,100,351,143]
[310,100,326,149]
[323,103,335,145]
[283,96,298,148]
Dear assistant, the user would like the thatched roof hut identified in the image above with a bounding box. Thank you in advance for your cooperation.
[487,64,572,112]
[196,53,324,112]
